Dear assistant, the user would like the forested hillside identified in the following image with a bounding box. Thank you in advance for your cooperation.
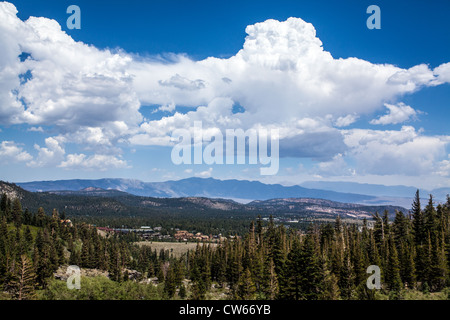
[0,181,407,236]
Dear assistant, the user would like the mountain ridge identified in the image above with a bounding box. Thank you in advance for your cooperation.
[300,180,449,199]
[15,177,442,207]
[1,180,407,221]
[16,177,380,205]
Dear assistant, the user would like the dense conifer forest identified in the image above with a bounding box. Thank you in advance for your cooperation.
[0,190,449,300]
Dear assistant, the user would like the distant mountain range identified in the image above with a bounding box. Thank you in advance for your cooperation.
[15,177,377,204]
[300,181,450,199]
[13,177,443,208]
[0,180,407,221]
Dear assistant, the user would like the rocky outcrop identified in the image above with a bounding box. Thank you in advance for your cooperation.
[54,265,109,281]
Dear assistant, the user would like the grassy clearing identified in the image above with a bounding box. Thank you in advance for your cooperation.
[7,223,41,238]
[374,288,449,300]
[37,276,163,300]
[135,241,218,258]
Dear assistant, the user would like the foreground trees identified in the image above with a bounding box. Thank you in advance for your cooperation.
[182,192,450,299]
[0,190,449,300]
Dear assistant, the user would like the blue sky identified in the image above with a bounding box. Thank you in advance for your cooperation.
[1,0,450,189]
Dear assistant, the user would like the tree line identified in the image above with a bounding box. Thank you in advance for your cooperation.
[156,190,450,299]
[0,191,449,300]
[0,193,137,299]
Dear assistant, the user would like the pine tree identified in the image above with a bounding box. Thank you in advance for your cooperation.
[429,234,447,291]
[164,264,177,299]
[0,217,9,284]
[109,243,122,282]
[48,231,59,272]
[382,210,390,238]
[339,248,354,299]
[23,209,32,226]
[190,262,206,300]
[157,262,165,282]
[174,259,185,288]
[12,198,23,229]
[69,248,80,266]
[80,238,91,268]
[226,241,243,289]
[350,231,366,286]
[367,231,381,267]
[36,207,46,228]
[213,246,227,287]
[373,212,384,249]
[0,216,7,238]
[399,242,416,289]
[147,261,155,278]
[384,235,402,292]
[423,195,438,243]
[0,194,10,222]
[6,198,11,223]
[9,254,36,300]
[236,268,256,300]
[179,283,187,299]
[319,254,340,300]
[420,233,433,289]
[412,190,425,245]
[393,211,409,247]
[331,225,345,282]
[335,215,342,235]
[256,215,263,245]
[261,257,278,299]
[270,226,287,277]
[280,233,323,300]
[34,230,53,287]
[14,227,24,258]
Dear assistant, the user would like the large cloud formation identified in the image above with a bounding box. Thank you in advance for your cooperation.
[0,1,449,178]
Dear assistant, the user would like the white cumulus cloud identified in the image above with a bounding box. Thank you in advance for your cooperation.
[335,114,359,127]
[1,2,450,179]
[370,103,418,125]
[128,17,450,160]
[27,137,65,167]
[59,154,129,171]
[343,126,449,176]
[0,140,32,163]
[195,168,213,178]
[435,155,450,177]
